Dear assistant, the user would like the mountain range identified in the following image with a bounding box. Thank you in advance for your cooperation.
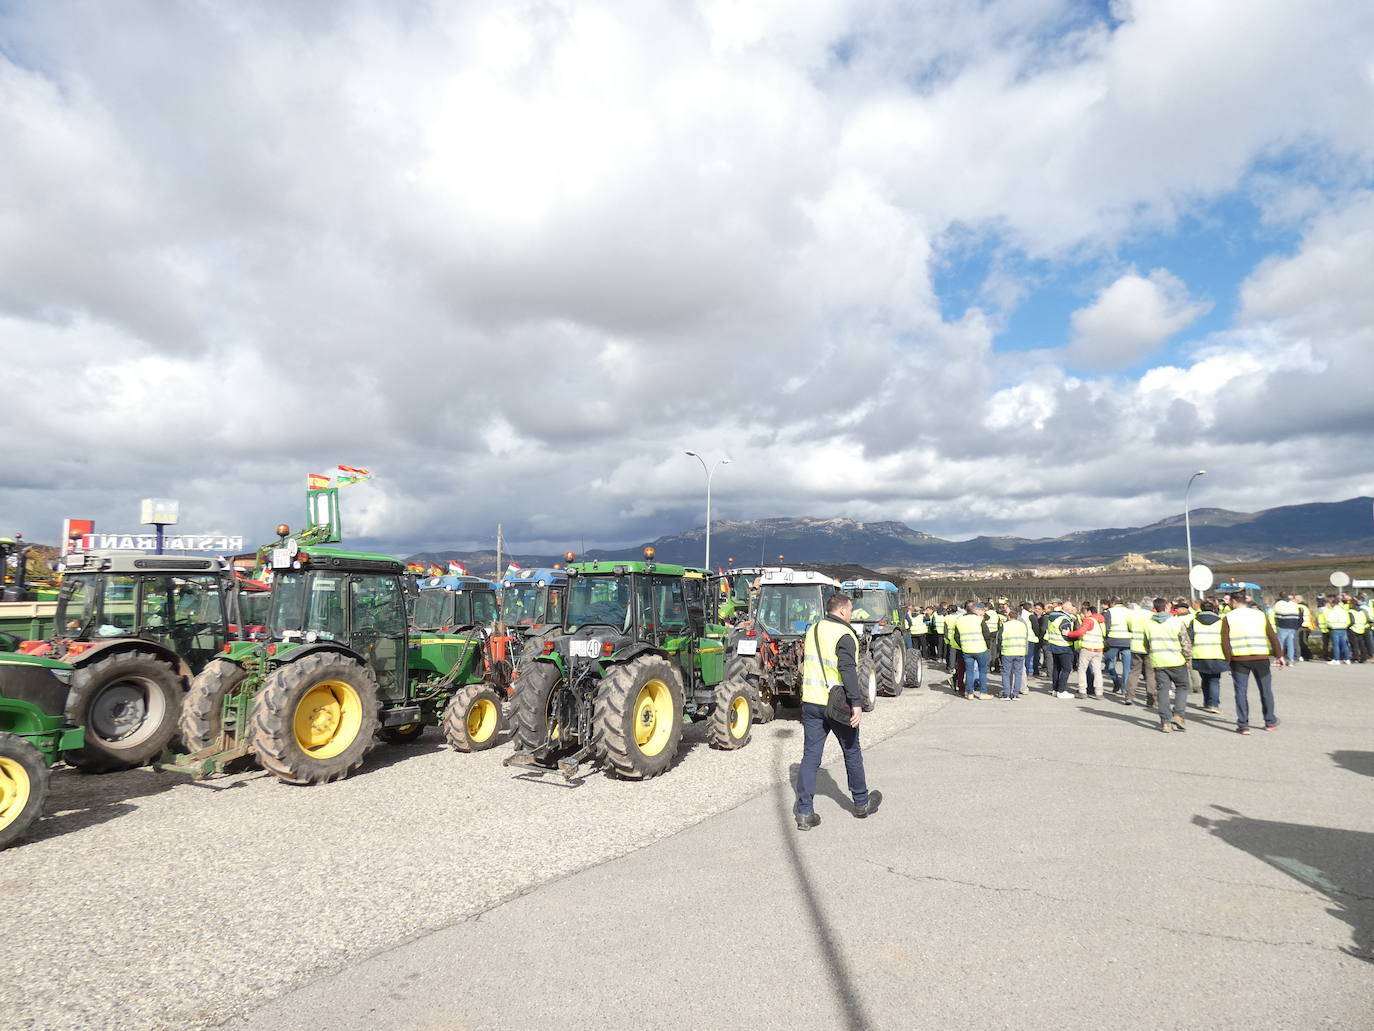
[409,496,1374,573]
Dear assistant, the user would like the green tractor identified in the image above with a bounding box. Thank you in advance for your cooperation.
[505,549,749,782]
[6,551,239,770]
[841,578,923,704]
[0,651,84,847]
[170,534,517,785]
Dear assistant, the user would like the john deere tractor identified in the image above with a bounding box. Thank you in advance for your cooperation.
[841,578,922,702]
[7,551,238,770]
[505,549,747,782]
[497,567,567,666]
[0,651,83,848]
[722,569,847,721]
[719,565,771,625]
[170,533,518,785]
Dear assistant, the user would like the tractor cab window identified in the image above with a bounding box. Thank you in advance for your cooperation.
[757,585,826,636]
[682,577,708,624]
[412,590,453,631]
[269,572,307,635]
[500,583,540,625]
[849,590,890,623]
[729,572,757,603]
[58,575,98,635]
[653,578,688,631]
[141,575,224,630]
[304,575,347,640]
[349,576,406,636]
[471,591,497,626]
[567,575,631,632]
[546,588,564,626]
[98,575,138,636]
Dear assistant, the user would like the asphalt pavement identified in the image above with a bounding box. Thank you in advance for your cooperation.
[229,660,1374,1031]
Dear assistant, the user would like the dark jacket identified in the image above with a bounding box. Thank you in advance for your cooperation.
[824,614,863,707]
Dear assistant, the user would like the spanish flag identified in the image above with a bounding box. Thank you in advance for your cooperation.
[307,473,331,490]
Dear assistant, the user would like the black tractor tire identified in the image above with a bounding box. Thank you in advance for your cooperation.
[247,652,380,785]
[723,652,775,723]
[179,658,248,753]
[707,678,753,750]
[0,733,49,850]
[513,628,558,679]
[858,656,878,712]
[64,651,185,772]
[443,683,506,753]
[511,661,565,765]
[874,634,903,697]
[904,648,925,689]
[380,723,426,744]
[592,655,684,780]
[724,652,762,682]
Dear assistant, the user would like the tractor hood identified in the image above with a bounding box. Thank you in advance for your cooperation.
[0,651,75,718]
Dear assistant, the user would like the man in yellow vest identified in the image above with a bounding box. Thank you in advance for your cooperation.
[1270,593,1303,665]
[954,601,992,699]
[999,613,1029,699]
[1043,600,1079,698]
[1123,601,1153,706]
[1223,593,1285,735]
[1190,599,1227,712]
[1324,595,1352,663]
[1349,598,1370,664]
[1103,596,1133,694]
[1294,595,1314,661]
[1143,597,1192,732]
[796,593,879,830]
[1066,603,1106,698]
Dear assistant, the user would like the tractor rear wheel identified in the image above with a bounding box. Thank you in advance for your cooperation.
[904,649,925,689]
[858,656,878,712]
[707,678,753,750]
[511,661,566,765]
[64,651,184,771]
[874,635,903,697]
[247,653,380,785]
[380,723,426,744]
[723,653,774,723]
[179,658,248,753]
[724,653,761,682]
[592,656,684,780]
[443,683,505,753]
[0,733,48,849]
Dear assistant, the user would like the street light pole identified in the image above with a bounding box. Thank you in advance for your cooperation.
[684,451,731,571]
[1184,469,1207,598]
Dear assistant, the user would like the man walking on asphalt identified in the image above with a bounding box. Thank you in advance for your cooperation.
[1143,597,1191,732]
[795,593,880,830]
[1224,594,1285,735]
[1103,597,1133,693]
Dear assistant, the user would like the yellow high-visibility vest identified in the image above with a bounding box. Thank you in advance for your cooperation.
[1105,605,1132,644]
[1080,619,1104,650]
[954,613,988,655]
[1225,608,1272,657]
[1191,616,1224,660]
[1325,605,1351,630]
[1127,608,1149,654]
[1000,618,1028,657]
[801,618,860,706]
[1143,615,1186,668]
[1044,611,1074,648]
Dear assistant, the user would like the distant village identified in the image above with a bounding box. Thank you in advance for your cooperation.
[895,553,1173,581]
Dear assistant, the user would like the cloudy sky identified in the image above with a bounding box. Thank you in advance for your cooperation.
[3,0,1373,556]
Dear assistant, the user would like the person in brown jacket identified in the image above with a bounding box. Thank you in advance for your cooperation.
[1222,593,1286,735]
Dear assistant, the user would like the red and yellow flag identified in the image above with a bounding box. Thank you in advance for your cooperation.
[307,473,331,490]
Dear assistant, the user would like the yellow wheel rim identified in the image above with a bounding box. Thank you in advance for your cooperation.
[466,697,499,743]
[634,678,674,757]
[0,756,31,832]
[729,694,750,738]
[293,679,364,759]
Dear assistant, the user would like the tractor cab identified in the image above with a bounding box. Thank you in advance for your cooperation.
[412,574,499,633]
[840,579,918,702]
[498,567,567,631]
[841,579,906,633]
[726,569,840,717]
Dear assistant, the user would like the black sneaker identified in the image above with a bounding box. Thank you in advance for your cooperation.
[796,812,821,831]
[854,790,883,819]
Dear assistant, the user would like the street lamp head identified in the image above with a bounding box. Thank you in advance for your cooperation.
[684,450,699,458]
[720,456,732,465]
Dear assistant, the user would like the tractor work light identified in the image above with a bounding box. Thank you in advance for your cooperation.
[542,641,556,655]
[565,551,576,563]
[276,524,291,538]
[601,640,614,657]
[643,546,656,560]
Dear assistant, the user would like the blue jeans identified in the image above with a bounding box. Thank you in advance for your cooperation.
[1330,629,1351,661]
[1002,655,1025,697]
[1027,642,1041,675]
[1231,660,1277,729]
[1199,672,1223,709]
[964,651,991,694]
[796,702,868,815]
[1276,627,1298,663]
[1104,645,1132,690]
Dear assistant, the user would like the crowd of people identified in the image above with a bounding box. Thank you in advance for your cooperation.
[902,592,1372,734]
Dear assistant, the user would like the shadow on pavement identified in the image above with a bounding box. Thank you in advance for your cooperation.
[31,766,188,843]
[1330,751,1374,779]
[774,729,872,1031]
[1193,805,1374,964]
[1075,703,1160,732]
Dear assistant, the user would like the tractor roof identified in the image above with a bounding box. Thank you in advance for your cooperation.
[841,579,900,593]
[758,569,838,587]
[298,547,405,574]
[501,567,568,587]
[570,559,707,578]
[417,574,497,592]
[61,551,225,575]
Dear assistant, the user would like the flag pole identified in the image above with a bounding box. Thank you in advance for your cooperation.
[496,523,503,581]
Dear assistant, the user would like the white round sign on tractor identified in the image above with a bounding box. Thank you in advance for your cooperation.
[1330,571,1351,588]
[1189,564,1214,592]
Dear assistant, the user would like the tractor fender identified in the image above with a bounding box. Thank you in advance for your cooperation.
[268,642,368,668]
[603,643,671,669]
[68,640,191,684]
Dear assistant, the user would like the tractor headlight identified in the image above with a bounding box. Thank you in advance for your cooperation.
[50,668,73,685]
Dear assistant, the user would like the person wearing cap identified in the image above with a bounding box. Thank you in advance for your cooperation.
[1223,593,1285,734]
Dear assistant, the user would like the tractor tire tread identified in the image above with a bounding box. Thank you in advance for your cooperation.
[592,656,683,780]
[0,732,50,849]
[63,650,185,772]
[706,677,753,750]
[443,682,506,753]
[179,658,247,753]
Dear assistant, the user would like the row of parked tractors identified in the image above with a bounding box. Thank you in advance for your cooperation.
[0,502,924,848]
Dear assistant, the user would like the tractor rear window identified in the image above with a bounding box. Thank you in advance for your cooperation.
[269,572,306,635]
[849,590,895,622]
[57,576,97,635]
[500,583,541,624]
[757,585,827,636]
[412,590,453,630]
[471,592,497,625]
[568,576,631,632]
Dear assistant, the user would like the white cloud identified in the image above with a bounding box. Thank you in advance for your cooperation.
[1067,268,1210,369]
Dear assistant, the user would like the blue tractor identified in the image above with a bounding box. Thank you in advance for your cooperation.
[497,567,569,668]
[840,578,922,704]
